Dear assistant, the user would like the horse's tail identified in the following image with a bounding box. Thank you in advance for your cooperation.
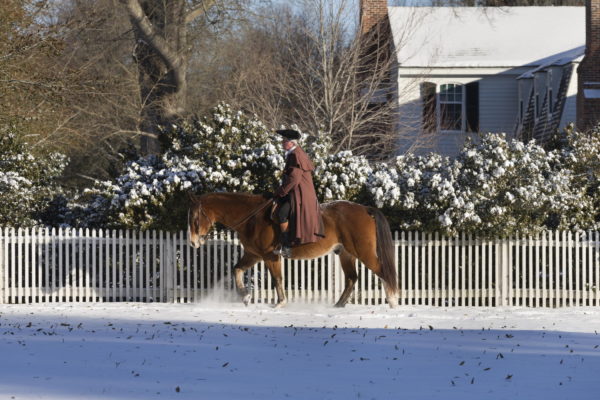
[368,207,398,293]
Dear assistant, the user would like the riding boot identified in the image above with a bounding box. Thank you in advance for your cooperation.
[274,231,292,258]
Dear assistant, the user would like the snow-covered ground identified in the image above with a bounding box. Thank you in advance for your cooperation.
[1,300,600,400]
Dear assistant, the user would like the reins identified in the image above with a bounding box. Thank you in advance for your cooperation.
[195,205,215,242]
[227,199,274,231]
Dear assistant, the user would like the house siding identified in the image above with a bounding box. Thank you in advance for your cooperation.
[396,73,520,157]
[395,78,426,154]
[560,64,579,129]
[479,75,519,134]
[395,76,470,157]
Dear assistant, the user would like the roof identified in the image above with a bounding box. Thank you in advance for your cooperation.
[388,7,585,68]
[517,46,584,79]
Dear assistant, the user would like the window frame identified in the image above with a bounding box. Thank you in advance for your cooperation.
[437,83,465,134]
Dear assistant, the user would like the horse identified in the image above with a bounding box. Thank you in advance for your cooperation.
[188,192,398,308]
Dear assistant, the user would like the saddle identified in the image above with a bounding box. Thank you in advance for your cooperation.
[270,201,326,240]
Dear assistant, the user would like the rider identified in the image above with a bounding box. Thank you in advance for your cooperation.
[273,129,324,256]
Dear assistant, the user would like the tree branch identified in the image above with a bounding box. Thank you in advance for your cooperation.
[185,0,216,25]
[119,0,181,71]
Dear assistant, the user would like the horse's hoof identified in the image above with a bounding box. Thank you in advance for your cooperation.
[242,294,251,306]
[274,301,287,309]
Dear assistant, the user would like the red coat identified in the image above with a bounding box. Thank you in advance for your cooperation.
[275,146,324,244]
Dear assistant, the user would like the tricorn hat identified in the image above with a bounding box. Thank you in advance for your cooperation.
[276,129,301,140]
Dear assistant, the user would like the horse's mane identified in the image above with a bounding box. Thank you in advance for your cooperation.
[199,191,273,204]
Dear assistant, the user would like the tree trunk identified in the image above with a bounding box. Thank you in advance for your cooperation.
[121,0,190,154]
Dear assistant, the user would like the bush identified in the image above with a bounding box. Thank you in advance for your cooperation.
[552,124,600,225]
[313,150,372,202]
[448,134,593,236]
[0,124,67,227]
[365,132,597,236]
[72,103,600,237]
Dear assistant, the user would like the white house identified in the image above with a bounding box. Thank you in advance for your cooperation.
[360,2,588,156]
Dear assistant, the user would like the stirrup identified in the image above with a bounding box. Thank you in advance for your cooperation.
[274,231,291,258]
[273,245,292,258]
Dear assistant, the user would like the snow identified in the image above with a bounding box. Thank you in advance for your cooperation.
[516,46,585,79]
[2,301,600,399]
[389,7,585,68]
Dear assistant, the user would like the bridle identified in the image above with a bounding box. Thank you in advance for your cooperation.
[190,198,274,242]
[192,202,216,243]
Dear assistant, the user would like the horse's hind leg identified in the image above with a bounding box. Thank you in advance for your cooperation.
[262,257,287,308]
[234,253,261,306]
[382,280,399,308]
[334,250,358,308]
[356,253,398,309]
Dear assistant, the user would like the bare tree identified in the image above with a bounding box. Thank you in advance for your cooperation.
[30,0,144,183]
[0,1,73,146]
[118,0,259,154]
[20,0,264,183]
[220,0,427,160]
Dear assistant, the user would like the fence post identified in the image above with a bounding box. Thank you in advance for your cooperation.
[168,231,175,303]
[161,230,170,303]
[159,230,164,302]
[498,237,510,306]
[0,227,4,304]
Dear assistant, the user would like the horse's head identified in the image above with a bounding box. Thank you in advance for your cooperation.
[188,194,214,248]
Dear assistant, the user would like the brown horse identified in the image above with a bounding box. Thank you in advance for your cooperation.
[188,192,398,308]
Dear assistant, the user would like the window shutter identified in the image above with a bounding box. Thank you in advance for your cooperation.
[421,82,437,133]
[466,81,479,133]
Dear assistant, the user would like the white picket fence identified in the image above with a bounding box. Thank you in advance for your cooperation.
[1,228,600,307]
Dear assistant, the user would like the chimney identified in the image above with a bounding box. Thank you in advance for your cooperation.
[360,0,389,35]
[577,0,600,131]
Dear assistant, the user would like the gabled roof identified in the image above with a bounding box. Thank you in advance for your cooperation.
[389,7,585,68]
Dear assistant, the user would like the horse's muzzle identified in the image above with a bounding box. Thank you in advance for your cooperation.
[189,237,205,248]
[188,233,205,248]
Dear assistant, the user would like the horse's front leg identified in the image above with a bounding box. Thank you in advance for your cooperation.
[233,253,261,306]
[264,258,287,308]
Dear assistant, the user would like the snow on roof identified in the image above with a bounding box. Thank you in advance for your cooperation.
[517,46,584,79]
[389,7,585,68]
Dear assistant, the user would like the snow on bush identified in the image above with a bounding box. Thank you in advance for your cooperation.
[552,124,600,219]
[366,132,598,236]
[77,104,283,230]
[367,152,456,231]
[78,104,363,230]
[313,150,372,202]
[71,103,600,236]
[0,124,67,227]
[448,134,593,236]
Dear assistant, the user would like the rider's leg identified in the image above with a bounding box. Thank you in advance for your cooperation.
[274,199,292,256]
[279,221,288,233]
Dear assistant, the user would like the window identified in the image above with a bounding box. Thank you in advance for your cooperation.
[439,84,463,131]
[420,82,478,134]
[535,93,540,118]
[548,88,553,115]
